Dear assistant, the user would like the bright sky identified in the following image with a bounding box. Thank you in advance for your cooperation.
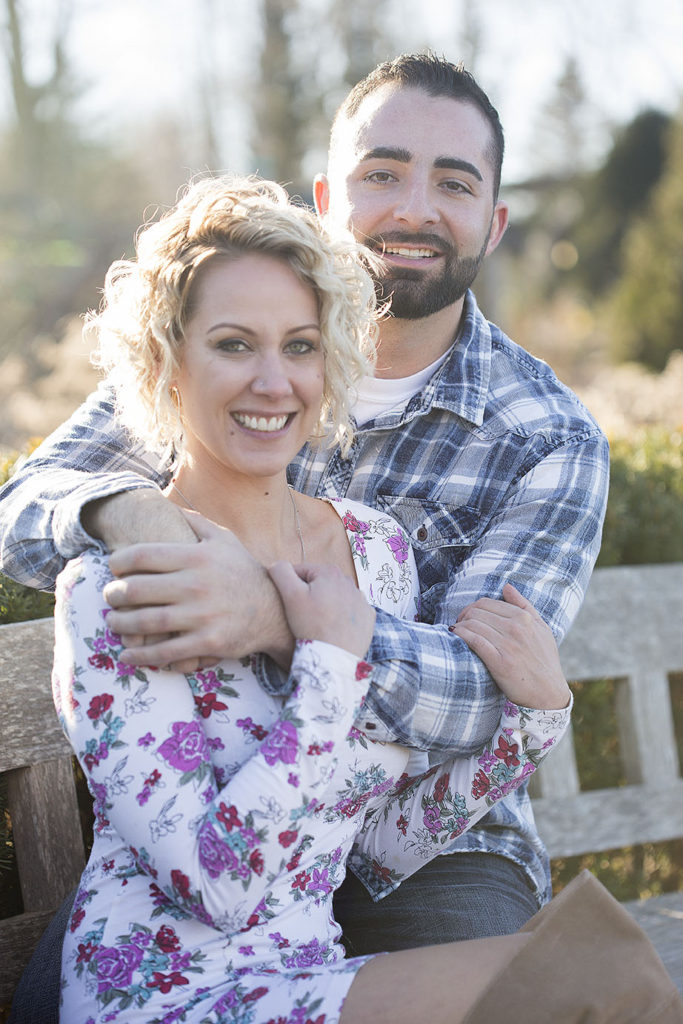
[4,0,683,186]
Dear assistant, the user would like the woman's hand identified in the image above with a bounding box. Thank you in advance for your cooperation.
[450,583,571,710]
[268,561,376,659]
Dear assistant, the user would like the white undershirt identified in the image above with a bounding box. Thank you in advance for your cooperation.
[353,349,450,427]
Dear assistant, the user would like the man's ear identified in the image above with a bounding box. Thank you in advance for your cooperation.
[313,174,330,218]
[485,200,509,256]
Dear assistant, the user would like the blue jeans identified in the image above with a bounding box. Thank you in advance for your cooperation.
[333,852,540,954]
[9,853,538,1022]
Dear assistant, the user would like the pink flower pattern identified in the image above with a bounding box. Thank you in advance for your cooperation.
[53,499,570,1023]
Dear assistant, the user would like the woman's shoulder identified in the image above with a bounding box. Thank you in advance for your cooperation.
[327,497,418,617]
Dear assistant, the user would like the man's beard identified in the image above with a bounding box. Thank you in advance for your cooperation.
[368,231,490,320]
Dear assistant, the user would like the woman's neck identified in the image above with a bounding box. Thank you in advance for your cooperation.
[166,464,304,566]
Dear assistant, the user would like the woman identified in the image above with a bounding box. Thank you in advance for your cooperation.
[52,176,680,1024]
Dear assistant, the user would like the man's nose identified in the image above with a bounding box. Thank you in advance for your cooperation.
[392,178,440,227]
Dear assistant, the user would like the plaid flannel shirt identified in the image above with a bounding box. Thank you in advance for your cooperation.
[0,290,609,904]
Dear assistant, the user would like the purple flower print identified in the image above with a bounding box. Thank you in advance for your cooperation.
[423,804,442,835]
[311,867,333,894]
[503,700,519,718]
[158,721,208,772]
[194,669,219,693]
[284,937,326,969]
[261,719,298,766]
[478,749,497,771]
[95,942,143,992]
[386,529,409,564]
[198,821,238,879]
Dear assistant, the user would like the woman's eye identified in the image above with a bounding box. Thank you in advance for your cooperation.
[216,338,249,353]
[287,339,316,355]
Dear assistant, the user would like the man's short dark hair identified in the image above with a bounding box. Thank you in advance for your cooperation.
[331,52,505,198]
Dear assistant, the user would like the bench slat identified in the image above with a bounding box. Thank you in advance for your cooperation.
[533,779,683,859]
[0,909,59,1006]
[0,618,71,771]
[7,757,85,911]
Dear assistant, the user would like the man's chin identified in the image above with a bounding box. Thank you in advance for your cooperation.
[375,280,466,320]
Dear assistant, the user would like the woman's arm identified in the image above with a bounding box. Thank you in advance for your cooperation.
[54,553,374,932]
[349,583,572,894]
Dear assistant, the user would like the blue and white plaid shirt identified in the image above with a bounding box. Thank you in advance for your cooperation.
[0,290,608,904]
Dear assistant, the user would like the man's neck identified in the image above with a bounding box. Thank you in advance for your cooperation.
[373,297,465,379]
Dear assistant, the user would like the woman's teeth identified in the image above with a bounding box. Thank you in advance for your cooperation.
[233,413,289,432]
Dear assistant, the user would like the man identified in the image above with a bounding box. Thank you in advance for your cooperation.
[1,53,607,991]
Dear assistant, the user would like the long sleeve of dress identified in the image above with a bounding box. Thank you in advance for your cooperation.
[53,551,372,933]
[348,695,572,897]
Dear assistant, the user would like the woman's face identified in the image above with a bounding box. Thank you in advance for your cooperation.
[173,253,325,484]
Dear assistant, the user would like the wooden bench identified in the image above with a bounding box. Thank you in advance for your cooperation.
[0,616,85,1009]
[1,563,682,1008]
[530,561,683,994]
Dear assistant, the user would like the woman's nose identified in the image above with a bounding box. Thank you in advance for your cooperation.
[251,357,293,397]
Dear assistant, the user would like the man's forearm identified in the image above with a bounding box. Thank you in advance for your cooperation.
[350,435,610,755]
[83,489,197,550]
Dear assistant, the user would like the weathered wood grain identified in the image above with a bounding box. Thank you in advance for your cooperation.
[0,617,69,770]
[625,891,683,996]
[0,909,57,1006]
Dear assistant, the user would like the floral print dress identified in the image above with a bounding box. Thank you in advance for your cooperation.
[53,498,570,1024]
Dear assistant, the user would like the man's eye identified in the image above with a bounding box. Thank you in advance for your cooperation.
[441,180,470,194]
[364,171,396,184]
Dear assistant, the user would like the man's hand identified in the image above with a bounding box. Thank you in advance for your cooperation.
[103,513,295,670]
[268,561,375,659]
[450,583,571,710]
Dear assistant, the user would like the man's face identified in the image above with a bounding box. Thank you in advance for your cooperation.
[315,85,508,320]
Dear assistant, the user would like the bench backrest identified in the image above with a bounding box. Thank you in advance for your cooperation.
[530,563,683,858]
[0,617,85,1006]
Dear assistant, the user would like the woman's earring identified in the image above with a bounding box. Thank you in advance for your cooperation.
[170,384,181,407]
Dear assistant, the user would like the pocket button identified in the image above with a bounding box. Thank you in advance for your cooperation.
[416,526,428,541]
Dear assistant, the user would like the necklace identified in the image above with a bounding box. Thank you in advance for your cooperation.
[170,479,306,561]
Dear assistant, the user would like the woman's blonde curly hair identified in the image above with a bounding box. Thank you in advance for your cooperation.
[89,175,378,458]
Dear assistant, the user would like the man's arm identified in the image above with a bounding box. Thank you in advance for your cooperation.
[100,432,608,757]
[361,432,609,753]
[0,383,168,589]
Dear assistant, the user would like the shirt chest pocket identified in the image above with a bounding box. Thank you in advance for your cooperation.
[374,491,481,565]
[375,494,484,599]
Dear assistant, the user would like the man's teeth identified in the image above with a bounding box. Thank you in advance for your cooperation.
[234,413,288,432]
[384,247,437,259]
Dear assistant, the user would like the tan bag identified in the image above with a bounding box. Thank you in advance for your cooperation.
[463,870,683,1023]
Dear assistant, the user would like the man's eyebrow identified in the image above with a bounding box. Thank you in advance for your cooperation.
[434,156,483,181]
[360,146,412,163]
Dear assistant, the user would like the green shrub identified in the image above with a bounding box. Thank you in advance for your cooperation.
[598,428,683,567]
